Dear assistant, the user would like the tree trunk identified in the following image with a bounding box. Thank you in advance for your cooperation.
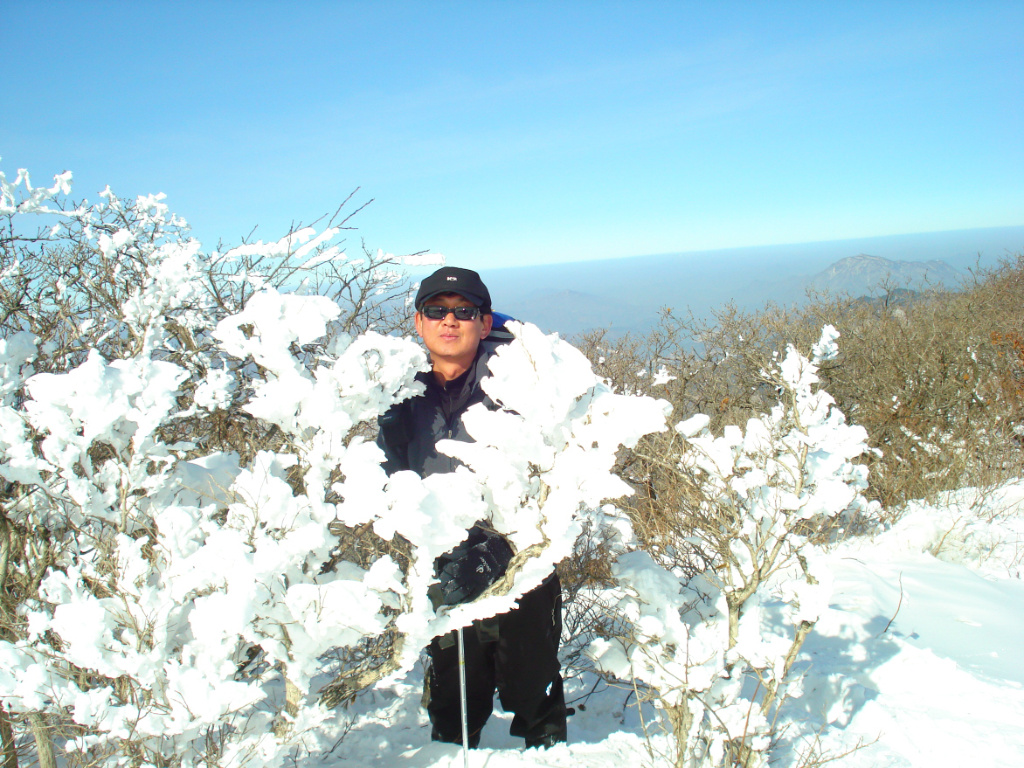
[665,701,693,768]
[0,703,17,768]
[27,713,55,768]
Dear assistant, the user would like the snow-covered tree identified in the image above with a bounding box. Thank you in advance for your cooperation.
[0,164,669,767]
[589,328,879,768]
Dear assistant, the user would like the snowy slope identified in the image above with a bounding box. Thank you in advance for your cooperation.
[807,487,1024,768]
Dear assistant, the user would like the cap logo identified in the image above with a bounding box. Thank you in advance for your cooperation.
[446,276,457,281]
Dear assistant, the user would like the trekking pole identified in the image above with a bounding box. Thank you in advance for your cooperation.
[458,626,470,768]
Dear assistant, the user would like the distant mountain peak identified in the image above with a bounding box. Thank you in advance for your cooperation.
[491,226,1023,337]
[816,254,887,278]
[810,253,960,295]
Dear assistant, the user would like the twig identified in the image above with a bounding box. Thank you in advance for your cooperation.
[878,573,903,636]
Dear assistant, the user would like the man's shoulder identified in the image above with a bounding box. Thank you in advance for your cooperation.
[479,321,517,357]
[472,340,502,382]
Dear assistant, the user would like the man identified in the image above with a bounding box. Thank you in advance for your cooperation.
[376,266,567,749]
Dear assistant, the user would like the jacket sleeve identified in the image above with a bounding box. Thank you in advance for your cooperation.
[376,429,397,476]
[376,402,410,476]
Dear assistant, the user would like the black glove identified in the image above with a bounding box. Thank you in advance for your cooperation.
[435,528,514,606]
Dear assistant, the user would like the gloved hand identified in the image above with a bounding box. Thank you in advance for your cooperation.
[435,528,514,606]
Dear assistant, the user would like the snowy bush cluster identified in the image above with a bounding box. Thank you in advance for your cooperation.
[588,328,878,767]
[0,165,669,766]
[1,162,897,768]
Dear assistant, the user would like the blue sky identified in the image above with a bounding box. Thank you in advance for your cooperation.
[3,1,1022,271]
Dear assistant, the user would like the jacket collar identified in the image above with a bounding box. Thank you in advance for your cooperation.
[421,343,493,417]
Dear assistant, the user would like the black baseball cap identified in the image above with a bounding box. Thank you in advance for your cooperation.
[415,267,491,311]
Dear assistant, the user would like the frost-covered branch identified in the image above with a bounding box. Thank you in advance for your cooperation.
[0,163,670,768]
[588,328,879,768]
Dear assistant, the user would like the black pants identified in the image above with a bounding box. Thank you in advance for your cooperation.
[426,573,567,748]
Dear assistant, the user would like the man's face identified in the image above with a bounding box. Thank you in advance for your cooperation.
[414,293,493,370]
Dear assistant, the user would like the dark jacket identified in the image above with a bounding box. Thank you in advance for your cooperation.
[376,340,502,478]
[376,338,511,602]
[377,334,567,746]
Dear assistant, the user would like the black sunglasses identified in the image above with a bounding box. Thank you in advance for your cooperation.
[420,305,482,321]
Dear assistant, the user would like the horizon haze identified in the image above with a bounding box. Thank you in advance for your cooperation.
[474,224,1024,338]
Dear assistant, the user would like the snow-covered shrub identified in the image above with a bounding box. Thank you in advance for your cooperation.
[589,328,878,768]
[0,164,670,767]
[583,262,1024,521]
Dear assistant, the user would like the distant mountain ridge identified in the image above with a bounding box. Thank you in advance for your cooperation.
[480,225,1024,338]
[808,253,963,296]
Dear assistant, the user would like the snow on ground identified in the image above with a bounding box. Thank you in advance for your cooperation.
[806,484,1024,768]
[334,482,1024,767]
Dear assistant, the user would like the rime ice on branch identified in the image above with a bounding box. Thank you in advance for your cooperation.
[589,327,876,768]
[0,163,670,767]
